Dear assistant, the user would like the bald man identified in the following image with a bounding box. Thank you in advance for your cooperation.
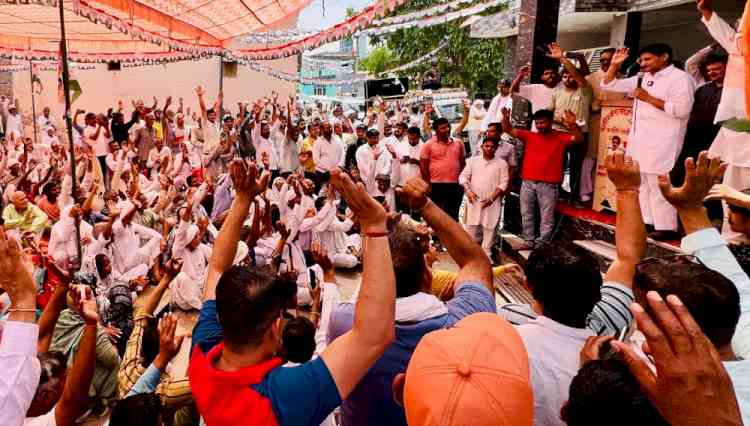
[2,191,49,238]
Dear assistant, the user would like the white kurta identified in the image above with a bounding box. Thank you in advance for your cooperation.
[111,219,163,275]
[396,140,423,186]
[355,143,392,195]
[600,65,694,175]
[459,155,509,228]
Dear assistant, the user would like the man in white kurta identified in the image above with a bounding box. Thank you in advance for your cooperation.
[698,1,750,241]
[459,138,509,256]
[601,44,694,234]
[355,128,392,196]
[110,202,163,277]
[170,220,211,310]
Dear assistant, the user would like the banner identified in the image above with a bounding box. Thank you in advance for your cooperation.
[593,101,632,212]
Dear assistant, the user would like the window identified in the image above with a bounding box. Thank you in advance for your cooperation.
[314,84,326,96]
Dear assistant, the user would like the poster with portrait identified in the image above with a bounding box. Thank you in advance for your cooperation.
[593,100,633,212]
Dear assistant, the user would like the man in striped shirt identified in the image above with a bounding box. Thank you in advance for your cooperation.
[498,152,644,426]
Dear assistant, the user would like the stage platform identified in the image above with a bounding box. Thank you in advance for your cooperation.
[496,192,681,273]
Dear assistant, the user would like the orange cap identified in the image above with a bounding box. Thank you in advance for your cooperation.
[404,313,533,426]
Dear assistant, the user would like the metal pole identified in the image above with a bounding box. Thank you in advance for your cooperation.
[58,0,82,268]
[28,60,38,146]
[218,55,224,118]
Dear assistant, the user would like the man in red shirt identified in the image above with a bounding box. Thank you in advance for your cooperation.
[502,108,583,246]
[419,117,466,220]
[189,160,396,426]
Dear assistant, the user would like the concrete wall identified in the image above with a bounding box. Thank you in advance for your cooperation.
[557,32,611,52]
[9,56,297,124]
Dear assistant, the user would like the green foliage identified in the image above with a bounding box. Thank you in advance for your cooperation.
[375,0,505,96]
[359,46,396,76]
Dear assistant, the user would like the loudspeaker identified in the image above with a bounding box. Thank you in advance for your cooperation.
[223,61,238,78]
[107,61,121,71]
[365,77,409,99]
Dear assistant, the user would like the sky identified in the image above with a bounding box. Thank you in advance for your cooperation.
[297,0,372,31]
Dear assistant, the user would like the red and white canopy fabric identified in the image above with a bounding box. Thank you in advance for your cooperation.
[0,0,313,62]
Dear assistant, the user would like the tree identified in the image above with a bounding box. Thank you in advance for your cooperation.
[375,0,505,96]
[359,46,396,76]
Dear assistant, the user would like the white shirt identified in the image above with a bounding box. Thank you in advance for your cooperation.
[601,65,694,174]
[83,125,110,157]
[519,84,556,113]
[312,135,345,172]
[0,321,41,426]
[147,146,171,174]
[396,140,423,186]
[355,143,392,195]
[702,13,746,122]
[5,113,22,136]
[516,316,594,426]
[37,115,52,131]
[277,136,300,174]
[459,155,509,227]
[482,93,513,131]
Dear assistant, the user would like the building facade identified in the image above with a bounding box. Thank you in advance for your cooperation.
[470,0,744,82]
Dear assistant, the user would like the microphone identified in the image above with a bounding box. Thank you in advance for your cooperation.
[636,72,644,89]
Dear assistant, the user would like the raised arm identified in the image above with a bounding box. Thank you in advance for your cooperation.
[603,153,646,287]
[319,169,395,399]
[55,286,98,426]
[195,86,208,122]
[453,100,471,135]
[398,177,493,293]
[603,48,630,86]
[511,65,530,94]
[500,107,519,139]
[546,43,588,88]
[203,160,269,300]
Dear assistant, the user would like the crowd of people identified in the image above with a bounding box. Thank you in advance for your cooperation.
[0,0,749,425]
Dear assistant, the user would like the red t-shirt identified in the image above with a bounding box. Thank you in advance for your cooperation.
[517,130,576,184]
[420,137,465,183]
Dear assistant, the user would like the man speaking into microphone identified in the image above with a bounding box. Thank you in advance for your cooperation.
[601,43,695,239]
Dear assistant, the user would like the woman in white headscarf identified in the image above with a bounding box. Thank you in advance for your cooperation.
[467,99,487,156]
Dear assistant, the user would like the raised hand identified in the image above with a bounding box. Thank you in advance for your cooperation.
[229,159,270,201]
[0,227,35,305]
[579,334,615,367]
[397,177,430,211]
[612,292,743,426]
[195,86,205,97]
[163,257,184,281]
[657,151,726,211]
[546,42,565,61]
[563,110,578,128]
[605,152,641,191]
[518,64,531,76]
[611,47,630,68]
[71,284,99,325]
[500,107,511,120]
[696,0,713,14]
[154,313,185,369]
[104,323,122,344]
[329,168,387,233]
[311,240,333,274]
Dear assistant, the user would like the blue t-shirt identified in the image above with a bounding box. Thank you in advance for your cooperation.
[191,300,341,426]
[327,283,496,426]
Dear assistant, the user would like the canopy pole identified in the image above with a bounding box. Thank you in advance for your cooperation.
[58,0,83,269]
[218,55,224,118]
[29,60,38,146]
